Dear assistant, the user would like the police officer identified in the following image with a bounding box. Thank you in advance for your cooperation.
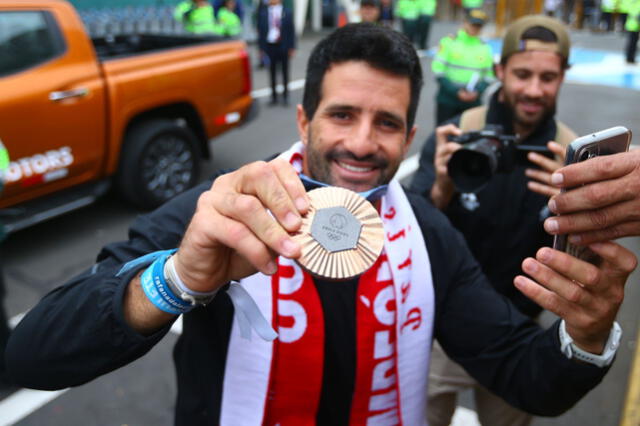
[0,141,10,385]
[462,0,483,11]
[625,0,640,63]
[218,0,243,36]
[396,0,421,46]
[174,0,222,34]
[417,0,436,51]
[432,8,494,124]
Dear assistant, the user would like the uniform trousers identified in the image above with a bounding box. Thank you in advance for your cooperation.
[428,341,532,426]
[626,31,639,63]
[264,42,290,103]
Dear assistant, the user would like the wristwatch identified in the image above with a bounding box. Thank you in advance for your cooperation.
[559,320,621,368]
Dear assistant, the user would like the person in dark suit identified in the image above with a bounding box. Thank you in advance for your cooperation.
[257,0,295,105]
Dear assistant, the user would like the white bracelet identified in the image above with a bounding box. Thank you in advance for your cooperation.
[559,319,621,368]
[164,255,218,306]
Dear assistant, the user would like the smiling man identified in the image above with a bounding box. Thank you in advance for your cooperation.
[7,23,636,425]
[411,15,584,426]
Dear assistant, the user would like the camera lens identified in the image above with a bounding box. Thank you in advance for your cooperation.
[448,148,495,193]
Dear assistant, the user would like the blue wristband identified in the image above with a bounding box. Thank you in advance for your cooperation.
[140,254,193,315]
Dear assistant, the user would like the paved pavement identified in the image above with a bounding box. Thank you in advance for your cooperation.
[1,19,639,426]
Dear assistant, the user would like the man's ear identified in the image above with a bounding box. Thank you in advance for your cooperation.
[297,104,309,146]
[494,63,505,81]
[404,125,417,156]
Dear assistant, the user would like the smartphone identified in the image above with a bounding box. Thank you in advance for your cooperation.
[552,126,632,263]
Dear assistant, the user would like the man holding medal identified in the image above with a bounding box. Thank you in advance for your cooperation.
[6,23,637,424]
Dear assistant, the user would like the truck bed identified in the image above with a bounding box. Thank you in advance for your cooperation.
[92,33,228,60]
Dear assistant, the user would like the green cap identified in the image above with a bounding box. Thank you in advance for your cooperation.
[501,15,570,64]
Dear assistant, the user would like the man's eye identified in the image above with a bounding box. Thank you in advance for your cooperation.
[379,119,400,130]
[331,112,351,120]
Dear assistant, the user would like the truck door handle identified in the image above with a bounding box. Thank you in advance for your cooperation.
[49,88,89,102]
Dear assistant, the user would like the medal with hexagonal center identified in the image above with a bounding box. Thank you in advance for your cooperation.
[310,206,362,253]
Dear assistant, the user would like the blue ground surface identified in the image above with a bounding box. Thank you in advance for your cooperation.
[486,39,640,90]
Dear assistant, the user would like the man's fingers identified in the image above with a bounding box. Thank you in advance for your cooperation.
[435,124,462,147]
[527,180,560,198]
[548,141,566,162]
[217,191,300,259]
[527,248,601,292]
[566,221,640,245]
[513,274,572,320]
[551,150,639,189]
[527,151,562,174]
[588,241,638,277]
[545,198,640,235]
[549,176,639,214]
[213,214,280,276]
[239,160,304,233]
[271,158,310,214]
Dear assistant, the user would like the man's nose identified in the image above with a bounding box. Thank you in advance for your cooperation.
[523,76,544,98]
[344,120,376,158]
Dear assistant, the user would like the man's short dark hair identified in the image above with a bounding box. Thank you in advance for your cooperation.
[302,23,423,133]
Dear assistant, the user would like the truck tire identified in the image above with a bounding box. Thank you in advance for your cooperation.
[117,119,201,210]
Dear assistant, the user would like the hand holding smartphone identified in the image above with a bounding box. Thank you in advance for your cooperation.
[552,126,632,263]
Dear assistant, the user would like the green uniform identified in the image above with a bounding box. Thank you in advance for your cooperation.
[625,0,640,62]
[218,7,242,36]
[174,1,223,34]
[432,29,494,123]
[601,0,618,12]
[619,0,632,13]
[462,0,483,9]
[396,0,421,45]
[417,0,436,50]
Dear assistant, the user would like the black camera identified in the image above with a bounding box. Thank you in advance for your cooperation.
[447,125,550,193]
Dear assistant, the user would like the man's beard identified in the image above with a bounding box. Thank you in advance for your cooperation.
[305,129,395,191]
[504,93,556,133]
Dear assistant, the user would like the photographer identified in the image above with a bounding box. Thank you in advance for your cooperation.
[411,15,578,426]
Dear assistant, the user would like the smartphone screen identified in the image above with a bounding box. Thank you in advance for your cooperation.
[552,126,632,263]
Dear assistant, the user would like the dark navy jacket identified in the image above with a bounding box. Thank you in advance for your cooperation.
[6,168,607,425]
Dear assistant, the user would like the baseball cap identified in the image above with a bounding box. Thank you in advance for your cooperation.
[360,0,377,6]
[500,15,570,64]
[465,8,487,25]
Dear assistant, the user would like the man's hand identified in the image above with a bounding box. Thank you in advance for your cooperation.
[525,141,566,198]
[174,158,309,293]
[457,89,478,103]
[124,159,309,334]
[430,124,463,209]
[544,149,640,244]
[514,242,637,354]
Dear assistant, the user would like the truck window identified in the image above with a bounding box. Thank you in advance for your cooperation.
[0,11,66,77]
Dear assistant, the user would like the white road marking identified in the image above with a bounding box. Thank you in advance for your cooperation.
[0,389,67,426]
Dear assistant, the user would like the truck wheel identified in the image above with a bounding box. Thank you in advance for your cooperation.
[117,119,201,210]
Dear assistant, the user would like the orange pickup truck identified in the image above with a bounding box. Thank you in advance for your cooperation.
[0,0,256,232]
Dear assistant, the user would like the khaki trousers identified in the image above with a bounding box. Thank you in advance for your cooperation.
[428,341,532,426]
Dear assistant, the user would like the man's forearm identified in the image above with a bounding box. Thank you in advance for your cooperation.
[123,272,177,336]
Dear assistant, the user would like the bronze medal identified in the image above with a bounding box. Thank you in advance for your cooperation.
[291,186,384,280]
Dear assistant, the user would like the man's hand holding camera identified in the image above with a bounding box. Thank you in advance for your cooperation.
[430,124,463,209]
[525,141,566,198]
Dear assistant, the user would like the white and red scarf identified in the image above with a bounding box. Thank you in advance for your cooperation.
[220,142,435,425]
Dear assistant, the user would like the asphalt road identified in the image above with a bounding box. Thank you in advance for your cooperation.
[2,21,640,426]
